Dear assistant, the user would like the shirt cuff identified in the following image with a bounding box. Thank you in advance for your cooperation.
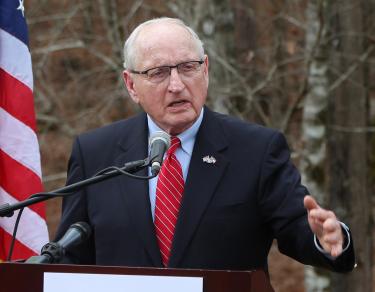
[314,222,351,260]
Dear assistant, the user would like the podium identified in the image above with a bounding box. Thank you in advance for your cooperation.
[0,262,274,291]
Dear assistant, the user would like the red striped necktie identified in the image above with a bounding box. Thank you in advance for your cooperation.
[154,136,184,266]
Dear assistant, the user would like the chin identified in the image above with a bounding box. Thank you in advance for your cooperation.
[166,119,195,135]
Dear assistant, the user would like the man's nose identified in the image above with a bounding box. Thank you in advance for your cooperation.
[167,68,185,92]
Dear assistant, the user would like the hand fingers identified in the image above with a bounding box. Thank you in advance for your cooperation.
[322,227,342,244]
[318,218,344,257]
[321,240,343,257]
[304,195,344,257]
[304,195,319,211]
[323,238,343,257]
[308,210,337,237]
[309,208,336,223]
[323,217,340,232]
[331,244,343,258]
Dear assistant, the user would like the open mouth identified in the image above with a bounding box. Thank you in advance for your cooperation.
[169,100,188,107]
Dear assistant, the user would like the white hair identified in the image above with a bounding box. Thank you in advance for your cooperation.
[123,17,205,69]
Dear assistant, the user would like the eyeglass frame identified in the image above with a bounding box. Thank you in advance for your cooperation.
[128,60,205,81]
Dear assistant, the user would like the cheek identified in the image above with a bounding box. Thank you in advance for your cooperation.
[136,87,159,106]
[139,92,165,114]
[192,84,208,106]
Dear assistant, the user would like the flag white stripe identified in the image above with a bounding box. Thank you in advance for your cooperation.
[0,28,33,90]
[0,108,42,178]
[0,187,49,253]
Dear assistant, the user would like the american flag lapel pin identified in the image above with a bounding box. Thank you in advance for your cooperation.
[202,155,216,164]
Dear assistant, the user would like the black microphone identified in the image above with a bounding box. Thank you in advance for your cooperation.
[149,131,170,176]
[25,221,91,264]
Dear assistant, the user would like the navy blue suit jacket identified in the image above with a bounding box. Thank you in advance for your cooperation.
[56,108,354,272]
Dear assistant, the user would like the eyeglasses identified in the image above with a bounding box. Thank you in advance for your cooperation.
[129,60,204,83]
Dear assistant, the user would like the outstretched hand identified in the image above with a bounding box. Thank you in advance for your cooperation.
[304,195,344,257]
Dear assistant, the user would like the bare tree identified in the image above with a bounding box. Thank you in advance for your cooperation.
[25,0,374,290]
[327,1,373,291]
[302,0,331,290]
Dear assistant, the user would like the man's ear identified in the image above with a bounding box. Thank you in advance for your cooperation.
[203,55,209,86]
[123,70,139,103]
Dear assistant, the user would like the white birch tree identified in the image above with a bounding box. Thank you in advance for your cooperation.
[301,0,331,290]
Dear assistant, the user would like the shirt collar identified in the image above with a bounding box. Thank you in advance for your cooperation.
[147,107,204,156]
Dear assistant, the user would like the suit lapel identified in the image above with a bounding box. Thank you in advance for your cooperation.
[114,113,162,266]
[169,109,229,267]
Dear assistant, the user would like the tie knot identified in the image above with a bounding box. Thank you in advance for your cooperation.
[167,136,181,156]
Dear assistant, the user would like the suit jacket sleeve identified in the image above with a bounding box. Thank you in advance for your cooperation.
[258,131,355,272]
[54,137,96,264]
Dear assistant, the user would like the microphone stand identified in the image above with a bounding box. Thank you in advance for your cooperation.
[0,158,150,218]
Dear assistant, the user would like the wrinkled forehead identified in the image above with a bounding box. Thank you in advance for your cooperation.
[133,23,200,65]
[137,22,195,45]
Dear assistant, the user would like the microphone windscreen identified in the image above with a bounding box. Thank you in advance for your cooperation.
[149,131,171,149]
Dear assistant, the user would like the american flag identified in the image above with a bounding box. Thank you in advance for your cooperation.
[0,0,49,261]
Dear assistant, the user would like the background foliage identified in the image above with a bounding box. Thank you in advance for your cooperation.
[26,0,374,290]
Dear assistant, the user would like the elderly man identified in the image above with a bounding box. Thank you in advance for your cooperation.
[56,17,354,272]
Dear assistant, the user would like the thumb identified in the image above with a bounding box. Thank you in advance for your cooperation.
[304,195,319,212]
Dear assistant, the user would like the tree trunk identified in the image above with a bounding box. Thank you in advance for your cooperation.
[302,0,331,291]
[327,0,372,291]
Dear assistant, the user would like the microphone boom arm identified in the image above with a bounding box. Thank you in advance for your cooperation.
[0,158,150,218]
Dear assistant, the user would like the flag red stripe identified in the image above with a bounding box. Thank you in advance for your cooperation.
[0,68,36,131]
[0,9,48,262]
[0,149,45,218]
[0,229,37,261]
